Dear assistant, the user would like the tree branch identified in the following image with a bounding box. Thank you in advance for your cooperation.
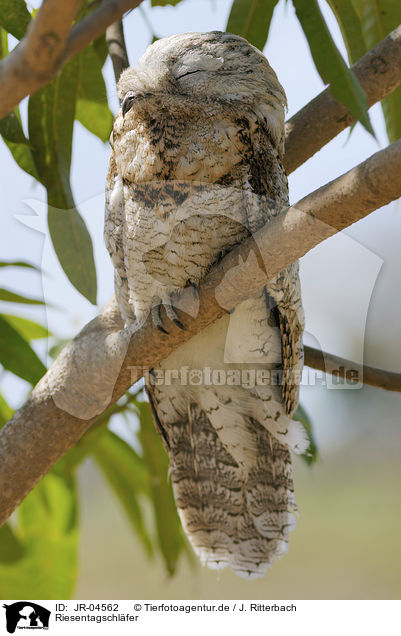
[0,0,143,120]
[284,25,401,174]
[66,0,139,66]
[304,346,401,392]
[1,138,401,526]
[0,0,84,118]
[105,20,129,85]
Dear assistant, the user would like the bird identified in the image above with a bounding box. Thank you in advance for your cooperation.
[105,31,307,578]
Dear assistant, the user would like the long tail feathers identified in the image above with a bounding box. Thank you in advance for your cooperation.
[165,402,297,578]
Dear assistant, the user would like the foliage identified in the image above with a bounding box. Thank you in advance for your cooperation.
[0,0,399,598]
[292,0,373,134]
[329,0,401,142]
[226,0,280,51]
[0,473,78,599]
[227,0,401,139]
[293,403,318,466]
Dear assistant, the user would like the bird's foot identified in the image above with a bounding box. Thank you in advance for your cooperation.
[151,295,186,334]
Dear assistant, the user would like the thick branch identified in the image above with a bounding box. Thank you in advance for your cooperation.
[284,25,401,174]
[0,0,143,119]
[0,0,83,117]
[1,138,401,526]
[304,346,401,392]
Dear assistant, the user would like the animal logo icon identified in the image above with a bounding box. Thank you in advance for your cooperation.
[2,602,50,633]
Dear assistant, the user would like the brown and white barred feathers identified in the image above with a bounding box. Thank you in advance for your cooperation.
[105,31,307,578]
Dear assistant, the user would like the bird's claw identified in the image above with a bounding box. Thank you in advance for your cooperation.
[152,296,186,333]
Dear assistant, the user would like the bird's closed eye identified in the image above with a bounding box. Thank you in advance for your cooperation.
[176,69,202,80]
[121,92,136,117]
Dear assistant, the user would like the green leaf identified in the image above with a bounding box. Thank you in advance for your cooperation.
[352,0,401,46]
[326,0,366,64]
[47,207,98,304]
[226,0,279,51]
[380,92,401,143]
[0,0,31,40]
[28,57,97,304]
[0,473,78,599]
[0,315,46,384]
[2,138,40,179]
[0,111,40,179]
[0,393,13,428]
[53,394,140,476]
[47,337,70,361]
[96,430,150,495]
[137,398,184,575]
[0,27,8,59]
[0,260,39,270]
[54,398,121,477]
[292,0,373,135]
[293,403,318,466]
[93,34,109,67]
[0,111,28,144]
[0,523,25,563]
[53,413,107,477]
[76,44,113,142]
[151,0,184,5]
[0,288,45,305]
[2,314,50,340]
[93,430,154,556]
[351,0,401,142]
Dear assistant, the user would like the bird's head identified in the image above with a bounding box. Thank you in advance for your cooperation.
[117,31,286,144]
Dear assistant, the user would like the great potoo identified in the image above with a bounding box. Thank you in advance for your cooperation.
[105,31,306,578]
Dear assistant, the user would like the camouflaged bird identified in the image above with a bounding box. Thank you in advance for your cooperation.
[105,31,307,578]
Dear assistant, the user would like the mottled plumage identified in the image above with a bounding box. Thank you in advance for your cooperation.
[105,31,306,578]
